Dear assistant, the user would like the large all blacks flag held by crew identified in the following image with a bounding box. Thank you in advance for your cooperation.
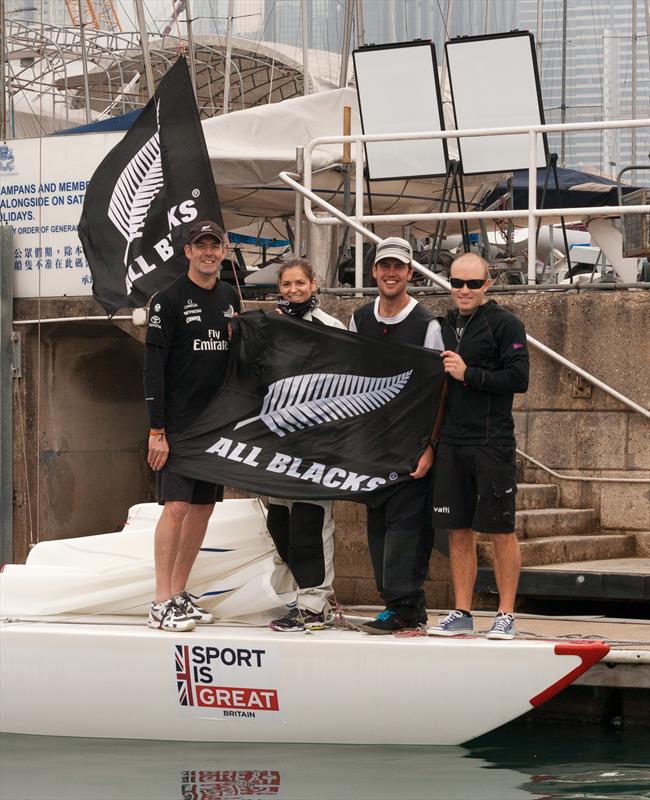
[168,311,445,504]
[78,57,222,315]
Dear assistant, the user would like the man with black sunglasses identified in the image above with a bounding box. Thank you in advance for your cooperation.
[428,252,529,640]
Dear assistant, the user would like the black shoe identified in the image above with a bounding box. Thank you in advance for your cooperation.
[360,609,420,635]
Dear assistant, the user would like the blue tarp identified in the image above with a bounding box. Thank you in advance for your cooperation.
[228,232,290,248]
[53,109,142,136]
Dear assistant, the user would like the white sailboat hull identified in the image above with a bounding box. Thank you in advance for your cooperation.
[0,619,607,745]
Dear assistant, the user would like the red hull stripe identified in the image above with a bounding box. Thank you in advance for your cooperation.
[529,642,610,708]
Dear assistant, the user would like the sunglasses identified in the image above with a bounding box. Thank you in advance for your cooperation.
[449,277,487,289]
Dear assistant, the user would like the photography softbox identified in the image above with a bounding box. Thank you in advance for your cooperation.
[445,31,548,175]
[353,41,448,181]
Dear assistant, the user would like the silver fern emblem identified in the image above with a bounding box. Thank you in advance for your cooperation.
[234,370,413,438]
[108,101,164,267]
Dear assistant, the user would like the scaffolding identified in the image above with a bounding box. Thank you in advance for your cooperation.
[64,0,122,32]
[3,20,344,137]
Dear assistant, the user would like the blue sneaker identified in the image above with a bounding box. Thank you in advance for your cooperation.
[427,609,474,637]
[486,613,516,640]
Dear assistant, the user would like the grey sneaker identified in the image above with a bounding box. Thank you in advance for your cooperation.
[486,612,516,640]
[147,599,196,632]
[174,591,215,625]
[427,609,474,637]
[270,606,334,632]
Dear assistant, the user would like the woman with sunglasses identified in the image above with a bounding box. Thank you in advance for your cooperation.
[267,258,346,632]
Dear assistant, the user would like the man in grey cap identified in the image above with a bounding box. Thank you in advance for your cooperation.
[349,237,444,633]
[144,220,241,632]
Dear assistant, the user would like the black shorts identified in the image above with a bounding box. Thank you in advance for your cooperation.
[156,468,224,506]
[431,442,517,533]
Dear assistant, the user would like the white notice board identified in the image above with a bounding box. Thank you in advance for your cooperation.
[0,132,122,298]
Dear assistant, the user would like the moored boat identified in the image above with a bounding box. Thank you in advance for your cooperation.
[0,499,609,745]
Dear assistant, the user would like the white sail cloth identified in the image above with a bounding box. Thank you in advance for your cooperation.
[0,499,295,621]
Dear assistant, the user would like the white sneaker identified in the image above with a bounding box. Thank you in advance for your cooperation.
[147,599,196,632]
[174,591,215,625]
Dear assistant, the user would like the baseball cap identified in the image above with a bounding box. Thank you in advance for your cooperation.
[187,220,226,245]
[374,237,413,265]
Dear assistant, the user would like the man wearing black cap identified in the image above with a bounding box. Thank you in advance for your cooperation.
[350,237,444,634]
[144,220,241,632]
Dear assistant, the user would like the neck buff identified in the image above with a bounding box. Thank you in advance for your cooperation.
[277,295,318,318]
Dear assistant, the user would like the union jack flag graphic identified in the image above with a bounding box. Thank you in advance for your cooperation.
[175,644,194,706]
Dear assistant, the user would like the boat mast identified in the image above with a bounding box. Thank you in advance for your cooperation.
[301,0,310,95]
[355,0,365,47]
[645,0,650,73]
[631,0,637,163]
[222,0,234,113]
[603,28,619,178]
[339,0,354,87]
[77,0,93,123]
[439,0,454,105]
[134,0,155,99]
[185,0,197,97]
[536,0,543,80]
[560,0,567,166]
[0,0,6,140]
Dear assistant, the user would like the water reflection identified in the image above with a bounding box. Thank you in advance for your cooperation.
[1,726,648,800]
[0,735,533,800]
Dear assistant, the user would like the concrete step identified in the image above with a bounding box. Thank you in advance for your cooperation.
[516,483,560,510]
[514,508,599,539]
[478,532,635,568]
[477,553,649,602]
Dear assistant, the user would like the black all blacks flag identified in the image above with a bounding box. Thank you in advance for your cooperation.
[78,57,222,315]
[168,311,445,504]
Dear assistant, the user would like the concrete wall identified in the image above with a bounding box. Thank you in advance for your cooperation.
[12,298,154,563]
[11,291,649,602]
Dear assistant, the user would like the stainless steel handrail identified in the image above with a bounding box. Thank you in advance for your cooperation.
[517,450,650,484]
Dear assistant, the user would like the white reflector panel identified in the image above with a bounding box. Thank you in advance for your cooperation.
[353,42,448,180]
[446,32,547,174]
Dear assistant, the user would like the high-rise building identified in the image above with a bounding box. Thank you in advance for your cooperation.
[6,0,67,25]
[518,0,650,174]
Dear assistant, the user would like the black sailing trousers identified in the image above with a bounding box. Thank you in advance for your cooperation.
[366,475,434,621]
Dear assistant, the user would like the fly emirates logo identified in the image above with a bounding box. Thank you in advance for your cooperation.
[194,330,229,351]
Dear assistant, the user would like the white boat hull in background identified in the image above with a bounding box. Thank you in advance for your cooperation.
[0,620,607,745]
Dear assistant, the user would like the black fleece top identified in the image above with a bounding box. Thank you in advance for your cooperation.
[439,299,529,445]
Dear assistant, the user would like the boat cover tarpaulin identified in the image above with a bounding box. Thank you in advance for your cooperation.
[168,310,445,502]
[0,499,294,619]
[198,87,503,234]
[481,167,640,212]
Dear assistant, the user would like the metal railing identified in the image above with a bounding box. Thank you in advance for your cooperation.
[278,117,650,423]
[296,116,650,285]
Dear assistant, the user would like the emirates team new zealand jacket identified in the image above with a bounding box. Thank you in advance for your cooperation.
[439,299,529,446]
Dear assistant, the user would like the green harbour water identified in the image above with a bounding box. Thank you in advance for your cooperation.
[1,722,648,800]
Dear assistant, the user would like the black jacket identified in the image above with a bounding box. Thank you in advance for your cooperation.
[440,300,529,445]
